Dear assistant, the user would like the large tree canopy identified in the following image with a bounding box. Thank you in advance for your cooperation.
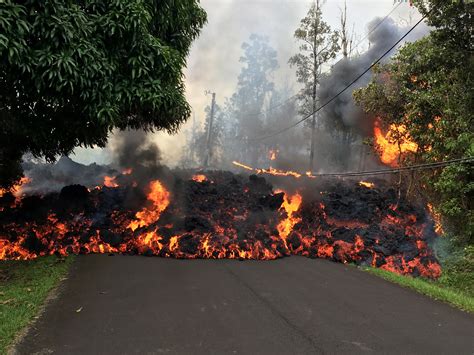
[354,0,473,243]
[0,0,206,188]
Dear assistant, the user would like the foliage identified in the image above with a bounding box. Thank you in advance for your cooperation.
[0,256,74,353]
[288,0,339,116]
[437,244,474,296]
[0,0,206,189]
[353,1,473,243]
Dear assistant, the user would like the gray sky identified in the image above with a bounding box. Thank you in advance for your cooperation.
[73,0,420,166]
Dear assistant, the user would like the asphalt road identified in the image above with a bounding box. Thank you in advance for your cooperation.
[15,255,474,354]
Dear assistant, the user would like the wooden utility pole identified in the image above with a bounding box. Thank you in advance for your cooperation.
[203,91,216,168]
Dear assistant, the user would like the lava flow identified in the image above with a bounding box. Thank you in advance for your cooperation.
[0,171,441,278]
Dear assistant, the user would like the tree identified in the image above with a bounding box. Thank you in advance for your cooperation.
[0,0,206,188]
[229,34,278,166]
[339,1,354,58]
[289,0,339,171]
[354,0,473,243]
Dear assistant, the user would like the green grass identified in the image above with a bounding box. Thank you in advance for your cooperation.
[362,266,474,313]
[0,256,74,353]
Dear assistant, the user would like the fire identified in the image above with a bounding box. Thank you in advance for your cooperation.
[104,175,119,188]
[277,191,302,242]
[128,180,170,232]
[232,161,315,179]
[359,181,375,189]
[232,161,254,171]
[192,174,207,183]
[0,177,31,198]
[427,203,444,235]
[269,149,279,161]
[373,119,418,167]
[259,167,302,179]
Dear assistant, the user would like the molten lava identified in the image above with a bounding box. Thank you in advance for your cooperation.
[0,172,442,279]
[373,119,418,167]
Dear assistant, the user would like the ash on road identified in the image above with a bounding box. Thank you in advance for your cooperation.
[16,256,474,354]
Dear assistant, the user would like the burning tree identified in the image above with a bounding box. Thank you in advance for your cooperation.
[0,1,207,190]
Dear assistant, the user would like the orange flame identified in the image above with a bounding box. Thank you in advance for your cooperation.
[277,191,302,243]
[269,149,278,161]
[104,176,119,188]
[374,120,418,167]
[232,161,254,171]
[427,203,444,235]
[192,174,207,183]
[359,181,375,189]
[128,180,170,231]
[232,161,317,180]
[0,177,31,198]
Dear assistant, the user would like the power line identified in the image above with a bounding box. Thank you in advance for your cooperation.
[311,157,474,177]
[233,157,474,178]
[244,2,402,119]
[248,10,429,142]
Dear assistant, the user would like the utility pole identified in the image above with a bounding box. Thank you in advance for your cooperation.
[189,110,197,166]
[203,91,216,168]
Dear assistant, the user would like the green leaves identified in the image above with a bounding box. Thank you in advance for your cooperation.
[0,0,207,188]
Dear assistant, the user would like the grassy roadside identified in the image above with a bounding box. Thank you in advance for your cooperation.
[362,266,474,313]
[0,256,74,353]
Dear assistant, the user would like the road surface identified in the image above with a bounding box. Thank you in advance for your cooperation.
[15,255,474,354]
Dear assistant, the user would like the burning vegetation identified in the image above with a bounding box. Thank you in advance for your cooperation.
[373,119,418,167]
[0,170,441,279]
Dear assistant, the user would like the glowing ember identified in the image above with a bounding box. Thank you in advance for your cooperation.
[128,180,170,231]
[192,174,207,183]
[104,175,119,188]
[373,119,418,167]
[359,181,375,189]
[122,168,133,175]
